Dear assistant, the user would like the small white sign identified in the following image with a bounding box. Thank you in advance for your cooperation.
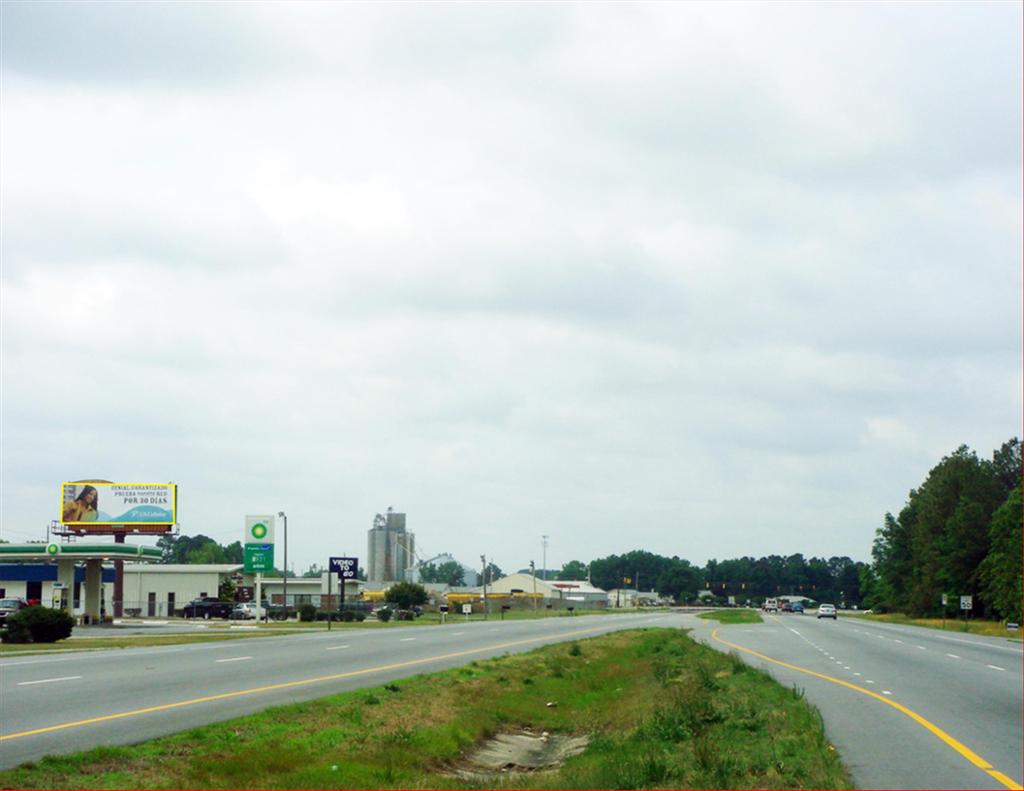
[462,604,472,614]
[960,595,972,611]
[941,594,948,606]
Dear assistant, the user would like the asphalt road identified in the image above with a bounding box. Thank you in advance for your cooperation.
[2,611,1021,790]
[688,612,1024,790]
[0,612,671,769]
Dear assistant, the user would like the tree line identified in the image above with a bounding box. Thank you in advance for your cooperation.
[564,550,865,606]
[862,438,1021,621]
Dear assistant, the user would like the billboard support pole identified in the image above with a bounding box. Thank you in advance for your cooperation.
[113,532,125,618]
[256,573,263,622]
[327,571,332,632]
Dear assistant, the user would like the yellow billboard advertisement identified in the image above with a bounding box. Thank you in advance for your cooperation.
[61,482,177,527]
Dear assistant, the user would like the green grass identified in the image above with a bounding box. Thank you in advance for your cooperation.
[698,608,765,625]
[0,628,851,790]
[846,611,1021,639]
[0,609,625,654]
[0,631,289,654]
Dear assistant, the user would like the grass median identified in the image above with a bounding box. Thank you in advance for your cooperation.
[0,628,851,789]
[698,609,764,625]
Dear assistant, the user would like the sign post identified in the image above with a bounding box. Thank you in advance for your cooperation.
[245,516,276,620]
[329,556,358,629]
[326,571,332,632]
[960,595,972,628]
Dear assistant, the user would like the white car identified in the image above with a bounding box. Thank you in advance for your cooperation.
[229,603,258,620]
[817,603,837,619]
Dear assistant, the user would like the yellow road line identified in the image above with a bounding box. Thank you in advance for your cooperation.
[1,624,612,742]
[712,627,1023,791]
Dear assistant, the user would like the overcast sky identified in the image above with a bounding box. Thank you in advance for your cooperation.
[2,1,1021,576]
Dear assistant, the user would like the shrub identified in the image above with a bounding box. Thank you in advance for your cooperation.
[376,608,392,622]
[3,606,74,643]
[341,610,356,622]
[299,603,317,622]
[355,612,366,622]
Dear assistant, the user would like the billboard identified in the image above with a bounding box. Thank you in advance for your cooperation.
[61,482,177,527]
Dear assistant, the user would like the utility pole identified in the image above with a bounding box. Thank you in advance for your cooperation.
[480,554,488,620]
[541,535,548,581]
[530,560,537,611]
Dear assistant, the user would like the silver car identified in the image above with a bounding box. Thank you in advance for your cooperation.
[817,603,837,619]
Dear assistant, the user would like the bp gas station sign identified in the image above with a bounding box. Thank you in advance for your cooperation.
[244,515,275,573]
[244,543,274,572]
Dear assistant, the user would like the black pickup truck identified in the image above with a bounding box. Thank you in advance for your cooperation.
[182,597,234,619]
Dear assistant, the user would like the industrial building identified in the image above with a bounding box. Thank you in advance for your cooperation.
[485,573,608,608]
[366,507,415,583]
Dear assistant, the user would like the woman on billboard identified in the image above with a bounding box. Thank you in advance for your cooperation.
[62,485,99,522]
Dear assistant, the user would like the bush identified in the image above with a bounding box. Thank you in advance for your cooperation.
[299,603,317,622]
[341,610,355,622]
[376,608,392,622]
[355,612,366,622]
[2,606,74,643]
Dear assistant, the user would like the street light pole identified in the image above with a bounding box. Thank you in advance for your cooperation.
[530,560,537,612]
[278,511,288,619]
[480,554,487,620]
[541,535,548,581]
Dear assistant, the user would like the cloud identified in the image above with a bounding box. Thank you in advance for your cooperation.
[1,2,1019,570]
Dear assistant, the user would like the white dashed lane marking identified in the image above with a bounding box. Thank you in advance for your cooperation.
[946,654,960,660]
[399,638,416,642]
[215,657,252,663]
[325,645,350,651]
[987,665,1006,672]
[17,676,82,686]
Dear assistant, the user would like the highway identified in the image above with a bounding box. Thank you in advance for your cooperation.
[2,611,1021,790]
[689,612,1023,790]
[0,612,670,769]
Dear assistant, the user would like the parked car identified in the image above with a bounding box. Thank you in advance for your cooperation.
[229,602,284,620]
[817,603,837,619]
[791,603,804,614]
[229,603,258,620]
[0,597,28,626]
[182,597,234,619]
[782,602,793,612]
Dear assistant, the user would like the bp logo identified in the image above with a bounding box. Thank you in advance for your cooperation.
[46,543,60,556]
[250,523,268,539]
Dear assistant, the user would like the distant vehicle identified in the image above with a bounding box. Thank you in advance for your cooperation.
[182,597,234,619]
[782,602,793,613]
[0,598,29,626]
[792,603,804,614]
[229,603,258,620]
[762,598,779,612]
[230,601,284,620]
[817,604,837,619]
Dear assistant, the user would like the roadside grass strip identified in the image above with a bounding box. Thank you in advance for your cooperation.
[712,628,1023,791]
[0,629,851,790]
[0,632,289,655]
[848,612,1022,641]
[697,609,764,625]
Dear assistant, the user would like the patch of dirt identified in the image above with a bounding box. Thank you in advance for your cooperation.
[447,729,589,781]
